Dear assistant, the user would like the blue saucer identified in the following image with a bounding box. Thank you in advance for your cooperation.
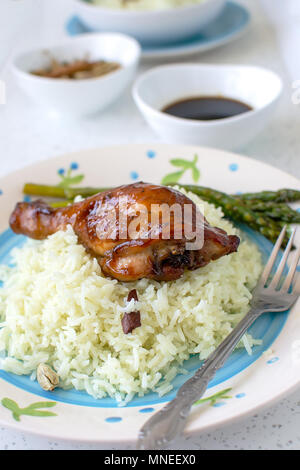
[65,1,251,59]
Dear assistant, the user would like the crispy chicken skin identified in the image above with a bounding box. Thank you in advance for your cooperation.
[9,182,240,281]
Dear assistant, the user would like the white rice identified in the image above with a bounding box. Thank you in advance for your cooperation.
[0,192,262,404]
[89,0,206,11]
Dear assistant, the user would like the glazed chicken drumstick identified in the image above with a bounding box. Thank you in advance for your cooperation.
[10,182,240,282]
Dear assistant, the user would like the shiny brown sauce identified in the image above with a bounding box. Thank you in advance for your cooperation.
[162,96,253,121]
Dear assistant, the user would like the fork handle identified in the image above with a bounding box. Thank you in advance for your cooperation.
[137,307,262,450]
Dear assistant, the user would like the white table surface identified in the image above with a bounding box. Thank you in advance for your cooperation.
[0,0,300,450]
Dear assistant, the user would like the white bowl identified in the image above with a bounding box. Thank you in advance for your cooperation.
[71,0,226,45]
[12,33,141,116]
[132,63,283,150]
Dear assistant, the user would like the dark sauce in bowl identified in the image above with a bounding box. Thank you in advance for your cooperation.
[162,96,253,121]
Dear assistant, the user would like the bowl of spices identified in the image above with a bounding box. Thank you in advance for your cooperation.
[12,33,141,116]
[133,63,282,150]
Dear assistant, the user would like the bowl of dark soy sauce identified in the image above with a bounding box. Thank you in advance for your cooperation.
[133,64,282,150]
[162,96,253,121]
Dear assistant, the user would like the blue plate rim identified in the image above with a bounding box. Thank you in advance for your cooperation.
[0,225,289,408]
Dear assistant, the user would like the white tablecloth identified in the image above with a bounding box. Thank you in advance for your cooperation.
[0,0,300,450]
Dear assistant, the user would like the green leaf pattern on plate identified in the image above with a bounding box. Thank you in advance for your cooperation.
[194,388,232,406]
[161,154,201,185]
[57,165,85,189]
[1,398,57,422]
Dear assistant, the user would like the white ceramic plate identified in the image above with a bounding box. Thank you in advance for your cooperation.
[0,144,299,445]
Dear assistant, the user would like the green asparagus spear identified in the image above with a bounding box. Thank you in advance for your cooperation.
[23,184,67,199]
[234,189,300,203]
[23,183,109,199]
[237,200,300,223]
[50,200,73,208]
[169,184,289,245]
[23,182,299,245]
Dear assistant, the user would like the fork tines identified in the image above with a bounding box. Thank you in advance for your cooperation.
[261,226,300,293]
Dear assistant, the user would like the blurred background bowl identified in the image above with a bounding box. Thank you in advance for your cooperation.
[132,63,283,150]
[12,33,141,117]
[70,0,226,46]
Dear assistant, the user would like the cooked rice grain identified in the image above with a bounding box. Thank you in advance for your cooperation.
[0,193,262,404]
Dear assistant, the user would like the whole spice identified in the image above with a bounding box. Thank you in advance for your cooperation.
[127,289,139,302]
[122,311,141,335]
[31,58,121,80]
[122,289,141,334]
[37,363,59,391]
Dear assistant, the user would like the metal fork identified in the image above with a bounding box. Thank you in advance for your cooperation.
[137,226,300,450]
